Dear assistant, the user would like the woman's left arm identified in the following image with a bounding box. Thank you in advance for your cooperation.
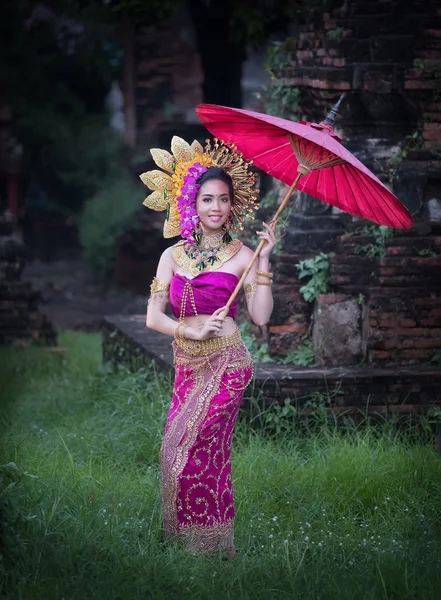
[244,221,277,327]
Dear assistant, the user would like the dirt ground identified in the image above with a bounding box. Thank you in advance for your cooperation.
[23,258,148,332]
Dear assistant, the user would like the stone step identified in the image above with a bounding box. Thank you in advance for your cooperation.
[102,316,441,418]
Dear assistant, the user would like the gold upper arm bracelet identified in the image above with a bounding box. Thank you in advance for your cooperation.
[150,276,170,296]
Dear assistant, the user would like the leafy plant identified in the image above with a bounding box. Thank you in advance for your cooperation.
[430,350,441,368]
[418,248,440,257]
[352,224,394,259]
[413,57,441,100]
[239,321,274,363]
[303,390,332,423]
[78,174,143,277]
[296,253,331,302]
[387,130,424,185]
[259,189,280,211]
[265,37,297,74]
[263,81,301,119]
[326,27,344,40]
[256,37,301,119]
[279,338,315,366]
[263,398,298,435]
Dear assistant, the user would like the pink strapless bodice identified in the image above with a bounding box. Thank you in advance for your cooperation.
[170,272,239,318]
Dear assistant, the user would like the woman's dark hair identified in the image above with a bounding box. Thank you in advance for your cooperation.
[196,167,234,201]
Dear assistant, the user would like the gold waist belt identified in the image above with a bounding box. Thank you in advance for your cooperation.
[175,329,242,356]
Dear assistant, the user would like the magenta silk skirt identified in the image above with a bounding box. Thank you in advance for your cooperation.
[160,337,253,553]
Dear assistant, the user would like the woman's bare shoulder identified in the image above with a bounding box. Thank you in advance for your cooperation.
[237,243,254,261]
[156,245,177,278]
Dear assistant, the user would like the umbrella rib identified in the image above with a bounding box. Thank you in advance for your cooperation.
[339,165,369,221]
[356,173,403,227]
[252,140,291,160]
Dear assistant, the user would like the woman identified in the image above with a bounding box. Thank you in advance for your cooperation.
[142,136,277,555]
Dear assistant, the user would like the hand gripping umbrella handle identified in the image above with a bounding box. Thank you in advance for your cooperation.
[220,172,303,318]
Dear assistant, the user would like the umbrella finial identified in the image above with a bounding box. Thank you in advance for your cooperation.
[319,94,345,130]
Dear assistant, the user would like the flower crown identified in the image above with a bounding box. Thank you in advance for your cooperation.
[140,136,259,243]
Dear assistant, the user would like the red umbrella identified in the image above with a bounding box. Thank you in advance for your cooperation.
[196,100,413,310]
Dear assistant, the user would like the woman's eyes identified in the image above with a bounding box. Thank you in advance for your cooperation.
[202,197,230,203]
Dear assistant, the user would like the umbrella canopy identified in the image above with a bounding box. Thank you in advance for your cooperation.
[196,103,413,229]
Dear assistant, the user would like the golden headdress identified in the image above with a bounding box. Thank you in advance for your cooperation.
[139,136,259,240]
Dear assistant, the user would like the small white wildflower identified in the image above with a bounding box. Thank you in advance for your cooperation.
[304,536,309,541]
[269,534,273,539]
[272,516,278,521]
[104,520,108,525]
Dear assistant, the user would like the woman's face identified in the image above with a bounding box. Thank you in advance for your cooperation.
[195,179,232,233]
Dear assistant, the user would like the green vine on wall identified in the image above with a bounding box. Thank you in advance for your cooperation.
[348,224,394,259]
[413,58,441,101]
[256,37,300,119]
[296,253,332,302]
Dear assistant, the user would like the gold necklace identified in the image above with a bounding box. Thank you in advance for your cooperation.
[172,233,242,277]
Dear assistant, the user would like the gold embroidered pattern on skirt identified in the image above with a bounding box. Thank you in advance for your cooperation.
[160,340,253,552]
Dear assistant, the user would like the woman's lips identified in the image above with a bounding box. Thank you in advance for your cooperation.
[209,215,222,221]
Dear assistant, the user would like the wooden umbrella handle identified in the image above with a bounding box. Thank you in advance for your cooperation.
[220,171,303,318]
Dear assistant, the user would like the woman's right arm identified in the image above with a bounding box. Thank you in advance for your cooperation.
[146,248,180,336]
[146,248,219,340]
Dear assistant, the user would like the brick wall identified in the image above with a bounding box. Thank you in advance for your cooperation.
[333,233,441,366]
[134,8,204,148]
[282,0,441,150]
[267,229,441,367]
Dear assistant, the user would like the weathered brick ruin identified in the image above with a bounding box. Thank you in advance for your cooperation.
[266,0,441,372]
[103,0,441,419]
[0,210,56,346]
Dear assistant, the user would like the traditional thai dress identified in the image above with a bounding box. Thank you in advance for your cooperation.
[160,271,253,553]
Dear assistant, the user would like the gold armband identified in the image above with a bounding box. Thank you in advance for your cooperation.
[257,270,273,279]
[256,279,273,286]
[150,277,170,296]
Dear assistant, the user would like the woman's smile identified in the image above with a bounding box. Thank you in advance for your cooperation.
[196,179,232,232]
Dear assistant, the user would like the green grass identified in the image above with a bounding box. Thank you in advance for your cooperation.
[1,331,440,599]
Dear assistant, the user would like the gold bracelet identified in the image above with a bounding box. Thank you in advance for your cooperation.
[256,279,273,286]
[257,270,273,279]
[174,322,187,341]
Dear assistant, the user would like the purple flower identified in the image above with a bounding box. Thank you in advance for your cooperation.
[176,163,208,241]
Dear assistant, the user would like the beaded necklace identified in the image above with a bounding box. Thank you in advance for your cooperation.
[172,232,242,277]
